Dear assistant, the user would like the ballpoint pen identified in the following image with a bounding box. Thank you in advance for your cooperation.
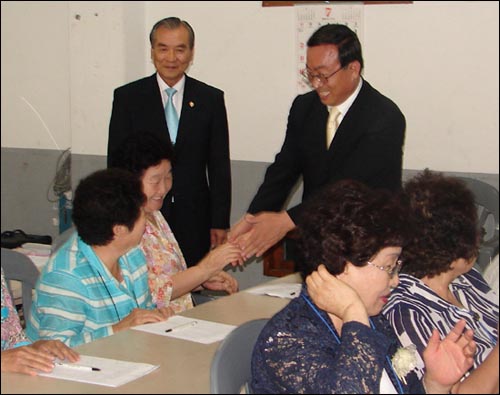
[56,362,101,372]
[165,320,198,333]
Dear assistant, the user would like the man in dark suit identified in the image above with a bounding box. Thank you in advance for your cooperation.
[108,17,231,267]
[229,23,405,260]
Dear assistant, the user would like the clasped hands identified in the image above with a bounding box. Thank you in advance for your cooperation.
[228,211,296,262]
[198,212,296,268]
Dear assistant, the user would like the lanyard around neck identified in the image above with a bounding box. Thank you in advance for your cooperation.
[301,293,405,394]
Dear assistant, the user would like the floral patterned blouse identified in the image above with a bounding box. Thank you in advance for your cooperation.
[140,210,193,313]
[1,267,31,350]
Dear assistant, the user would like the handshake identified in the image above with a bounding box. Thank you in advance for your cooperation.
[225,211,296,264]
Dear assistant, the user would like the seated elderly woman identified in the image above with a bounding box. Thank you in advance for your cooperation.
[383,169,499,393]
[1,267,79,375]
[251,179,476,394]
[111,132,242,313]
[26,169,172,347]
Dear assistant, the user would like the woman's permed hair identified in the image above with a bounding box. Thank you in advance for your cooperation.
[401,169,479,278]
[296,179,408,278]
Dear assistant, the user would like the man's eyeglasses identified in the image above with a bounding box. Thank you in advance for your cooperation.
[366,259,403,278]
[301,66,344,86]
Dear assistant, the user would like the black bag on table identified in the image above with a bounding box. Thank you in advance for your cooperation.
[1,229,52,249]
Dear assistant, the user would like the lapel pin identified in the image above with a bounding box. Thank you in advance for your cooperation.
[189,101,195,108]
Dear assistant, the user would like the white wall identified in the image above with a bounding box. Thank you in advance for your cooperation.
[363,1,499,173]
[1,1,71,150]
[2,1,499,173]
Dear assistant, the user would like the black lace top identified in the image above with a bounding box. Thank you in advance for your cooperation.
[251,288,424,394]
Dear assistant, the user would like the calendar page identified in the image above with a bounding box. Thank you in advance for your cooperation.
[296,4,364,94]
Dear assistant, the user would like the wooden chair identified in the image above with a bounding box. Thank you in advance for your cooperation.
[263,240,295,277]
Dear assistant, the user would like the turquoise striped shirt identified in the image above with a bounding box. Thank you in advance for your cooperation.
[26,233,154,347]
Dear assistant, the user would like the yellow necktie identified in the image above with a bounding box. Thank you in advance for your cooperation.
[326,106,341,148]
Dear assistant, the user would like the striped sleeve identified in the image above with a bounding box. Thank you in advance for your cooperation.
[120,246,154,310]
[27,269,113,347]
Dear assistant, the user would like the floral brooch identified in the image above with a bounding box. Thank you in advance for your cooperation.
[391,344,418,384]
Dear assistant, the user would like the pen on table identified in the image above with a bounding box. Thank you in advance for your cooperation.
[165,320,198,333]
[56,362,101,372]
[290,292,296,296]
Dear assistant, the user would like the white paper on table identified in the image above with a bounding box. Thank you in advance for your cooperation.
[245,283,303,299]
[38,355,159,387]
[132,315,236,344]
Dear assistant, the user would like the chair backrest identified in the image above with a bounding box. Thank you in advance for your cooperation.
[210,318,268,394]
[51,226,76,254]
[1,248,40,321]
[456,177,500,271]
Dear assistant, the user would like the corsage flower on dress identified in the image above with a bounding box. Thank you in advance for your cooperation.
[391,344,418,384]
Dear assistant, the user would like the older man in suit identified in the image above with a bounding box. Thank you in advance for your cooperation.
[108,17,231,268]
[230,24,406,260]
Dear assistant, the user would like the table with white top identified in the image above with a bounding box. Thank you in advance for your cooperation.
[1,273,303,394]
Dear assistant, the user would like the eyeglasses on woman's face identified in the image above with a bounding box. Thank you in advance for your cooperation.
[366,259,403,278]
